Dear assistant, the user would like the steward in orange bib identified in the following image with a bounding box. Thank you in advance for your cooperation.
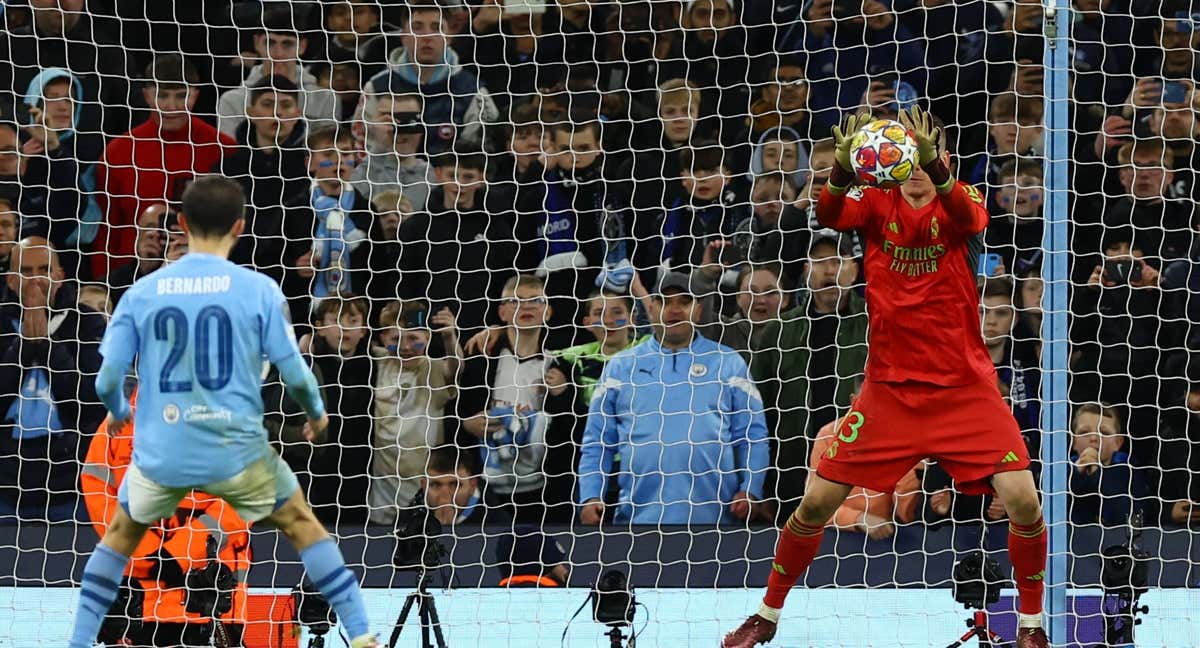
[81,391,252,647]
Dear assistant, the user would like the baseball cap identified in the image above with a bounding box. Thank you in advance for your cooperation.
[808,228,854,257]
[495,527,568,580]
[655,270,694,296]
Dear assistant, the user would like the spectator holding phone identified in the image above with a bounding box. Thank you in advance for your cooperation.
[787,0,925,130]
[104,203,169,306]
[1071,228,1182,416]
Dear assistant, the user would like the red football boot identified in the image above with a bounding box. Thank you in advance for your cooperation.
[721,614,777,647]
[1015,626,1050,648]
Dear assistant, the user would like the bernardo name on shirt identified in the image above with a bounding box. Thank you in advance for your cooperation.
[156,275,233,295]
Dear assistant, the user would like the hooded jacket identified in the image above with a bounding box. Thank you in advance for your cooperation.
[17,68,104,249]
[748,126,810,190]
[216,63,338,138]
[362,46,499,156]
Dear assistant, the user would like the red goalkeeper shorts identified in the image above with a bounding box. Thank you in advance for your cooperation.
[815,377,1031,495]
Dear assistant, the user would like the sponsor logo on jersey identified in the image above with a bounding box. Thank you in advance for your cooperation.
[881,239,947,277]
[183,405,233,424]
[163,403,180,424]
[1000,450,1021,463]
[930,216,940,240]
[888,221,899,233]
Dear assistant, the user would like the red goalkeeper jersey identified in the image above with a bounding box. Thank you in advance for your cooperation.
[816,181,995,387]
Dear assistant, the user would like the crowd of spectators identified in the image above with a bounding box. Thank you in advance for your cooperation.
[0,0,1199,534]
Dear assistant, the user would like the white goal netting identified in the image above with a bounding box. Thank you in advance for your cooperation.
[1,0,1199,646]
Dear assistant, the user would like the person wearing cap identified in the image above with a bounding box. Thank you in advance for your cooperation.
[749,230,866,522]
[354,92,435,212]
[494,528,569,587]
[217,3,338,138]
[578,270,769,526]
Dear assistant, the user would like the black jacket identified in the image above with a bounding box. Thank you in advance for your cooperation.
[397,187,517,333]
[218,122,310,279]
[300,335,374,525]
[0,282,106,505]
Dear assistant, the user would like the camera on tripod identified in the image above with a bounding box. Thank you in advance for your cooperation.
[1096,511,1152,648]
[946,552,1008,648]
[389,491,450,648]
[591,569,638,648]
[952,551,1004,610]
[393,495,449,572]
[292,579,336,648]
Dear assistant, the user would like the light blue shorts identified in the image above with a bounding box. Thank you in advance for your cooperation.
[117,449,299,524]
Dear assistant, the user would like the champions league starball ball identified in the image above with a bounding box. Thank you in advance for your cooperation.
[849,119,920,189]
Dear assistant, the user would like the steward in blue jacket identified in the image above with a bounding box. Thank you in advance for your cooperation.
[578,272,769,525]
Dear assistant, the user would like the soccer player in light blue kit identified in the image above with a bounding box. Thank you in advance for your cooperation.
[70,176,378,648]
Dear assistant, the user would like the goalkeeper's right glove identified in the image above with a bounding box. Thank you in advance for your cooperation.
[831,112,873,173]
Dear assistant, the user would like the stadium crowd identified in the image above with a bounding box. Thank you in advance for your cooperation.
[1,0,1199,540]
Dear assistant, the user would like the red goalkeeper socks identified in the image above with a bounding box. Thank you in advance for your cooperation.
[1008,518,1048,615]
[763,514,825,609]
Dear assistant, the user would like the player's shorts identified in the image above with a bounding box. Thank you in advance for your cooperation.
[815,378,1031,496]
[118,448,299,524]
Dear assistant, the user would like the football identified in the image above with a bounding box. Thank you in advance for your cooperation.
[848,119,920,189]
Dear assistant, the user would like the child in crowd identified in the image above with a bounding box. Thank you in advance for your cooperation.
[457,274,565,524]
[368,300,461,525]
[297,295,375,524]
[988,158,1044,276]
[1069,402,1146,526]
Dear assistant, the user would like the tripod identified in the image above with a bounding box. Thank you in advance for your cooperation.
[604,625,635,648]
[389,567,447,648]
[946,609,1010,648]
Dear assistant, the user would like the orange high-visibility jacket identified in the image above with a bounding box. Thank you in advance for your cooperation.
[81,397,252,626]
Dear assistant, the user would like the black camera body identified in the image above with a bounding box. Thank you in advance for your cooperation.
[184,559,237,619]
[98,576,145,644]
[591,569,636,627]
[393,491,449,572]
[952,551,1005,610]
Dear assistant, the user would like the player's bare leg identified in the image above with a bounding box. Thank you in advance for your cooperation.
[68,504,153,647]
[992,469,1049,648]
[267,490,380,648]
[723,474,853,647]
[97,506,151,556]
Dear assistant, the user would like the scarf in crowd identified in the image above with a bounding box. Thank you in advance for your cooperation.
[310,181,363,298]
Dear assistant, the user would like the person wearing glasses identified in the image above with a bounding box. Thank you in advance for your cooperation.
[457,274,570,524]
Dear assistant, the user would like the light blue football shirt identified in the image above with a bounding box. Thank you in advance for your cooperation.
[99,253,306,487]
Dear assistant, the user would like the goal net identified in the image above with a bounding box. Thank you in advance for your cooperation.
[0,0,1198,646]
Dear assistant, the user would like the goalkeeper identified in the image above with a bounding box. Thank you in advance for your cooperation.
[724,107,1048,648]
